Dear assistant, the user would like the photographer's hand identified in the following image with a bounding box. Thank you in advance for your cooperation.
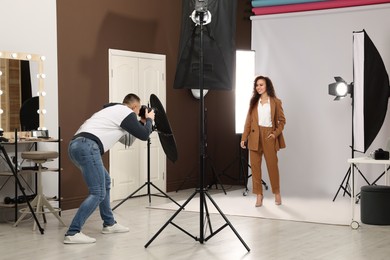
[139,118,147,125]
[146,109,155,121]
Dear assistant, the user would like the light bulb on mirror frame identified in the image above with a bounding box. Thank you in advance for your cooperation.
[37,91,47,97]
[36,73,46,79]
[26,54,32,60]
[11,53,18,59]
[0,109,3,114]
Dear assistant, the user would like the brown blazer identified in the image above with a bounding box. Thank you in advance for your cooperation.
[241,97,286,151]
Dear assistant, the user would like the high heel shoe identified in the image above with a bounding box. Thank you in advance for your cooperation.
[275,193,282,205]
[255,194,263,207]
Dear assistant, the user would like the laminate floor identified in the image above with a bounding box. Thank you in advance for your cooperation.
[1,187,390,260]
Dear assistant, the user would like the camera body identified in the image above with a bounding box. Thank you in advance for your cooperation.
[139,105,155,119]
[374,148,390,160]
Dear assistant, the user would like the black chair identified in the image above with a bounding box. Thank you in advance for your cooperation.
[361,185,390,225]
[19,96,39,131]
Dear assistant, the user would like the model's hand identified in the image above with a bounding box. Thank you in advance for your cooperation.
[240,141,246,149]
[146,109,155,121]
[267,133,275,139]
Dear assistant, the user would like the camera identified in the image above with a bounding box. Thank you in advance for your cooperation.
[139,105,155,119]
[373,148,390,160]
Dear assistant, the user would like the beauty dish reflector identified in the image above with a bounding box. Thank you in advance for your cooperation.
[150,94,178,163]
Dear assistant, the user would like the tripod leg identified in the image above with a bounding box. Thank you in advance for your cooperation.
[145,190,198,248]
[371,165,390,185]
[148,181,152,205]
[206,158,227,195]
[204,192,250,252]
[150,183,181,207]
[354,165,371,185]
[239,155,249,196]
[261,179,268,190]
[112,183,148,211]
[210,161,226,195]
[175,164,197,192]
[333,167,351,202]
[240,155,268,195]
[202,195,213,235]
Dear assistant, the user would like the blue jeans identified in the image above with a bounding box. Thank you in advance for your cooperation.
[65,137,115,236]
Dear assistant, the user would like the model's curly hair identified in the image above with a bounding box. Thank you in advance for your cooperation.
[249,76,276,112]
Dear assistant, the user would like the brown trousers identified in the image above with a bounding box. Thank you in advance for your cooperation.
[249,126,280,195]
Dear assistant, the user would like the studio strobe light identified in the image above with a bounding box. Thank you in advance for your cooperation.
[145,0,250,252]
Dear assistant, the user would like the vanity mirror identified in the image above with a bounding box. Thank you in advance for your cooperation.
[0,51,46,133]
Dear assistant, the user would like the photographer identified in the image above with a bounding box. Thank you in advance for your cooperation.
[64,93,154,244]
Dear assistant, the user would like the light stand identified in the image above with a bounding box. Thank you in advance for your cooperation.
[330,80,370,202]
[215,134,268,196]
[145,9,250,252]
[112,130,180,210]
[175,107,226,194]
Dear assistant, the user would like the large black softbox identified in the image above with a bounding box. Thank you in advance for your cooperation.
[353,30,390,153]
[173,0,237,90]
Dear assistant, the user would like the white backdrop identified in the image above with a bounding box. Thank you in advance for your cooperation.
[251,4,390,198]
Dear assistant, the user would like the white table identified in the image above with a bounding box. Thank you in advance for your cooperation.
[347,157,390,229]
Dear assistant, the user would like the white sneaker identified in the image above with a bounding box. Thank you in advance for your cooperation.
[101,223,129,234]
[63,232,96,244]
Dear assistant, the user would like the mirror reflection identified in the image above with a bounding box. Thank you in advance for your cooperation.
[0,51,45,132]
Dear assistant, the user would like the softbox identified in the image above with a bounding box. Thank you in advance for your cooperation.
[173,0,237,90]
[150,94,178,163]
[353,30,390,153]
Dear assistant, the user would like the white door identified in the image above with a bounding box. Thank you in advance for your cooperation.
[138,58,166,191]
[109,49,166,201]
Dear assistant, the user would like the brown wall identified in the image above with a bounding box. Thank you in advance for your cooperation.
[57,0,252,209]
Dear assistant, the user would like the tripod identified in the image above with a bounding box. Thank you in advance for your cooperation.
[177,107,226,194]
[0,143,44,234]
[332,164,370,202]
[370,165,390,185]
[176,155,226,194]
[145,10,250,252]
[215,134,268,196]
[239,149,269,196]
[112,136,180,211]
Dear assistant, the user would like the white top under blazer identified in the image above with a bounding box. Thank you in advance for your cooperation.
[257,97,272,127]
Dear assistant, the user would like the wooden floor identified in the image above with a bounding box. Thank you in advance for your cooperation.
[1,187,390,260]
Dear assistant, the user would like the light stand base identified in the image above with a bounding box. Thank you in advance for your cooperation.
[176,156,227,194]
[215,136,268,196]
[144,187,250,252]
[333,165,370,202]
[112,182,181,210]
